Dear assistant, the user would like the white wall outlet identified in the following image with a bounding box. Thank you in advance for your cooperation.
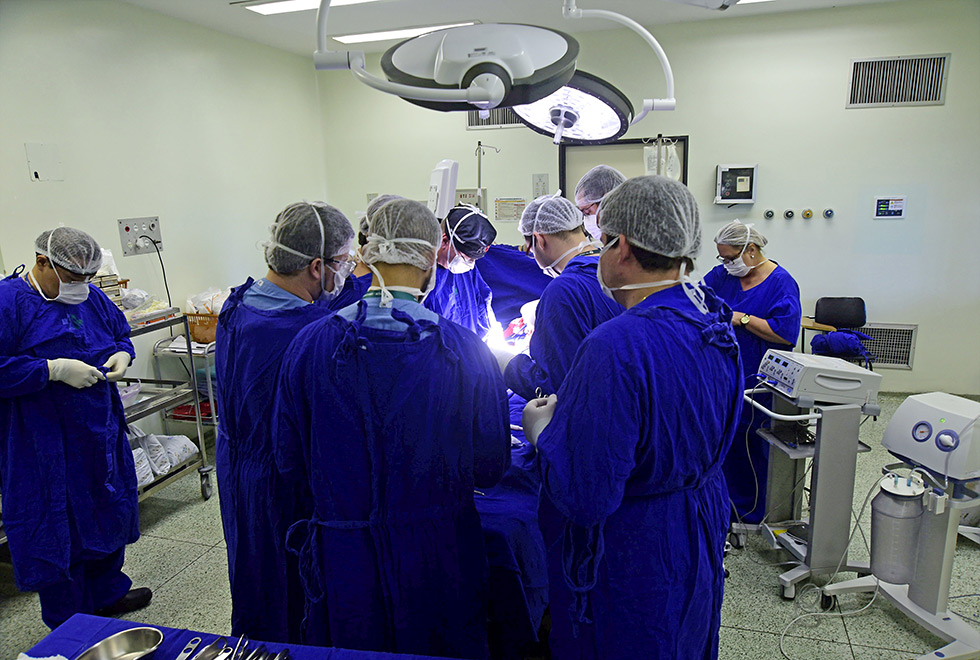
[118,217,163,257]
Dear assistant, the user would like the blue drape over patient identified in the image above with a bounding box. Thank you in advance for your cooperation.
[475,245,551,325]
[534,285,742,660]
[424,266,496,338]
[274,297,511,658]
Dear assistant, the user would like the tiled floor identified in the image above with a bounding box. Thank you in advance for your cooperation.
[3,393,980,659]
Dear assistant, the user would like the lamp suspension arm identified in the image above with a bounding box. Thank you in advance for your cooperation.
[315,0,493,104]
[561,0,676,124]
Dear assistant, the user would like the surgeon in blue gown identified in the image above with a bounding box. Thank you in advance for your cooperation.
[215,202,355,643]
[522,176,742,660]
[497,193,623,400]
[0,228,151,628]
[274,199,511,659]
[424,205,498,339]
[702,221,801,524]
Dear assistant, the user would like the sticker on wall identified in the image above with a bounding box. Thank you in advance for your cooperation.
[25,143,64,182]
[494,198,527,223]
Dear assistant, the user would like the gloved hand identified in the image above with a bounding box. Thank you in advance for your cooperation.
[102,351,132,382]
[522,394,557,447]
[491,346,516,375]
[47,358,105,389]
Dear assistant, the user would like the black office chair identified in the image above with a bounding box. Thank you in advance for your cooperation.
[810,297,875,369]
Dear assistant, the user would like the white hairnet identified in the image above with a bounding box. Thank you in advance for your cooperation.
[714,220,768,249]
[35,227,102,276]
[518,194,583,236]
[265,202,354,274]
[362,199,440,270]
[599,175,701,259]
[362,194,404,235]
[574,165,627,205]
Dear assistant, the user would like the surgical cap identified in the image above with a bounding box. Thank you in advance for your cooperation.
[518,194,583,236]
[599,175,702,259]
[714,220,769,249]
[35,227,103,276]
[445,206,497,258]
[265,202,354,275]
[574,164,627,205]
[363,199,441,270]
[363,194,404,235]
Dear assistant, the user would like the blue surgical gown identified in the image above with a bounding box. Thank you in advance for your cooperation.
[424,266,496,338]
[504,255,623,399]
[274,296,511,658]
[702,264,802,523]
[535,285,742,660]
[475,245,552,325]
[316,272,372,312]
[214,278,332,642]
[0,271,139,593]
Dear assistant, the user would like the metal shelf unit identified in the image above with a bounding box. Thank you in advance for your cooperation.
[125,314,214,501]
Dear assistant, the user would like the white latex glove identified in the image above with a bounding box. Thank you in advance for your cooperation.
[102,351,132,382]
[491,347,516,375]
[47,358,105,389]
[522,394,558,447]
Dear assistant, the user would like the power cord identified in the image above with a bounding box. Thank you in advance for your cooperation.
[137,234,192,380]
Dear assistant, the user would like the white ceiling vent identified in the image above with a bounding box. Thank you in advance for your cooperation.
[847,54,949,108]
[465,108,524,130]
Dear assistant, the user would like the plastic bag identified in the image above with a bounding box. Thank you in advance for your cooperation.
[156,434,199,468]
[129,425,171,476]
[120,287,150,310]
[97,248,120,277]
[132,448,155,487]
[186,287,230,315]
[118,380,141,408]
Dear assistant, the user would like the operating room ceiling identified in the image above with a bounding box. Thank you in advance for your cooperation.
[120,0,905,56]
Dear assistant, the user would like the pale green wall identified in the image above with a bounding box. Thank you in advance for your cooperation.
[316,0,980,394]
[0,0,328,309]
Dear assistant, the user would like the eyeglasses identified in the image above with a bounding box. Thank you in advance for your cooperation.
[715,254,741,266]
[327,256,357,278]
[578,202,599,215]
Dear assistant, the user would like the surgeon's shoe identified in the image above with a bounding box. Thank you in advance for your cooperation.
[95,587,153,616]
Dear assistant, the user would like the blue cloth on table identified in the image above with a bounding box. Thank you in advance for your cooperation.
[474,394,548,659]
[535,284,742,660]
[702,263,802,523]
[316,272,372,312]
[504,255,622,400]
[423,266,495,338]
[0,270,138,617]
[31,615,468,660]
[274,297,511,658]
[215,278,332,643]
[475,245,551,325]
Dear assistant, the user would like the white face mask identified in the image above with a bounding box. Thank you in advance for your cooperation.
[445,209,481,274]
[319,255,354,301]
[29,268,90,305]
[583,214,600,240]
[597,236,709,314]
[720,226,767,278]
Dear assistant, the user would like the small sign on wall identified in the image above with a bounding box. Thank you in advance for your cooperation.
[494,198,526,223]
[873,196,907,220]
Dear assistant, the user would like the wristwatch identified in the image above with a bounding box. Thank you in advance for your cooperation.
[740,314,751,326]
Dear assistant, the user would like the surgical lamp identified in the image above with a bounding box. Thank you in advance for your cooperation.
[313,0,732,143]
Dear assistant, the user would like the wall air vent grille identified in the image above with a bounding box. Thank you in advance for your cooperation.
[466,108,523,130]
[861,323,917,369]
[847,54,949,108]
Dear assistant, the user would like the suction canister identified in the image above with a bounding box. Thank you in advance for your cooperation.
[870,474,926,584]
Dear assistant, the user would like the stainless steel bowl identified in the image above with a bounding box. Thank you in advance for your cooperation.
[76,627,165,660]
